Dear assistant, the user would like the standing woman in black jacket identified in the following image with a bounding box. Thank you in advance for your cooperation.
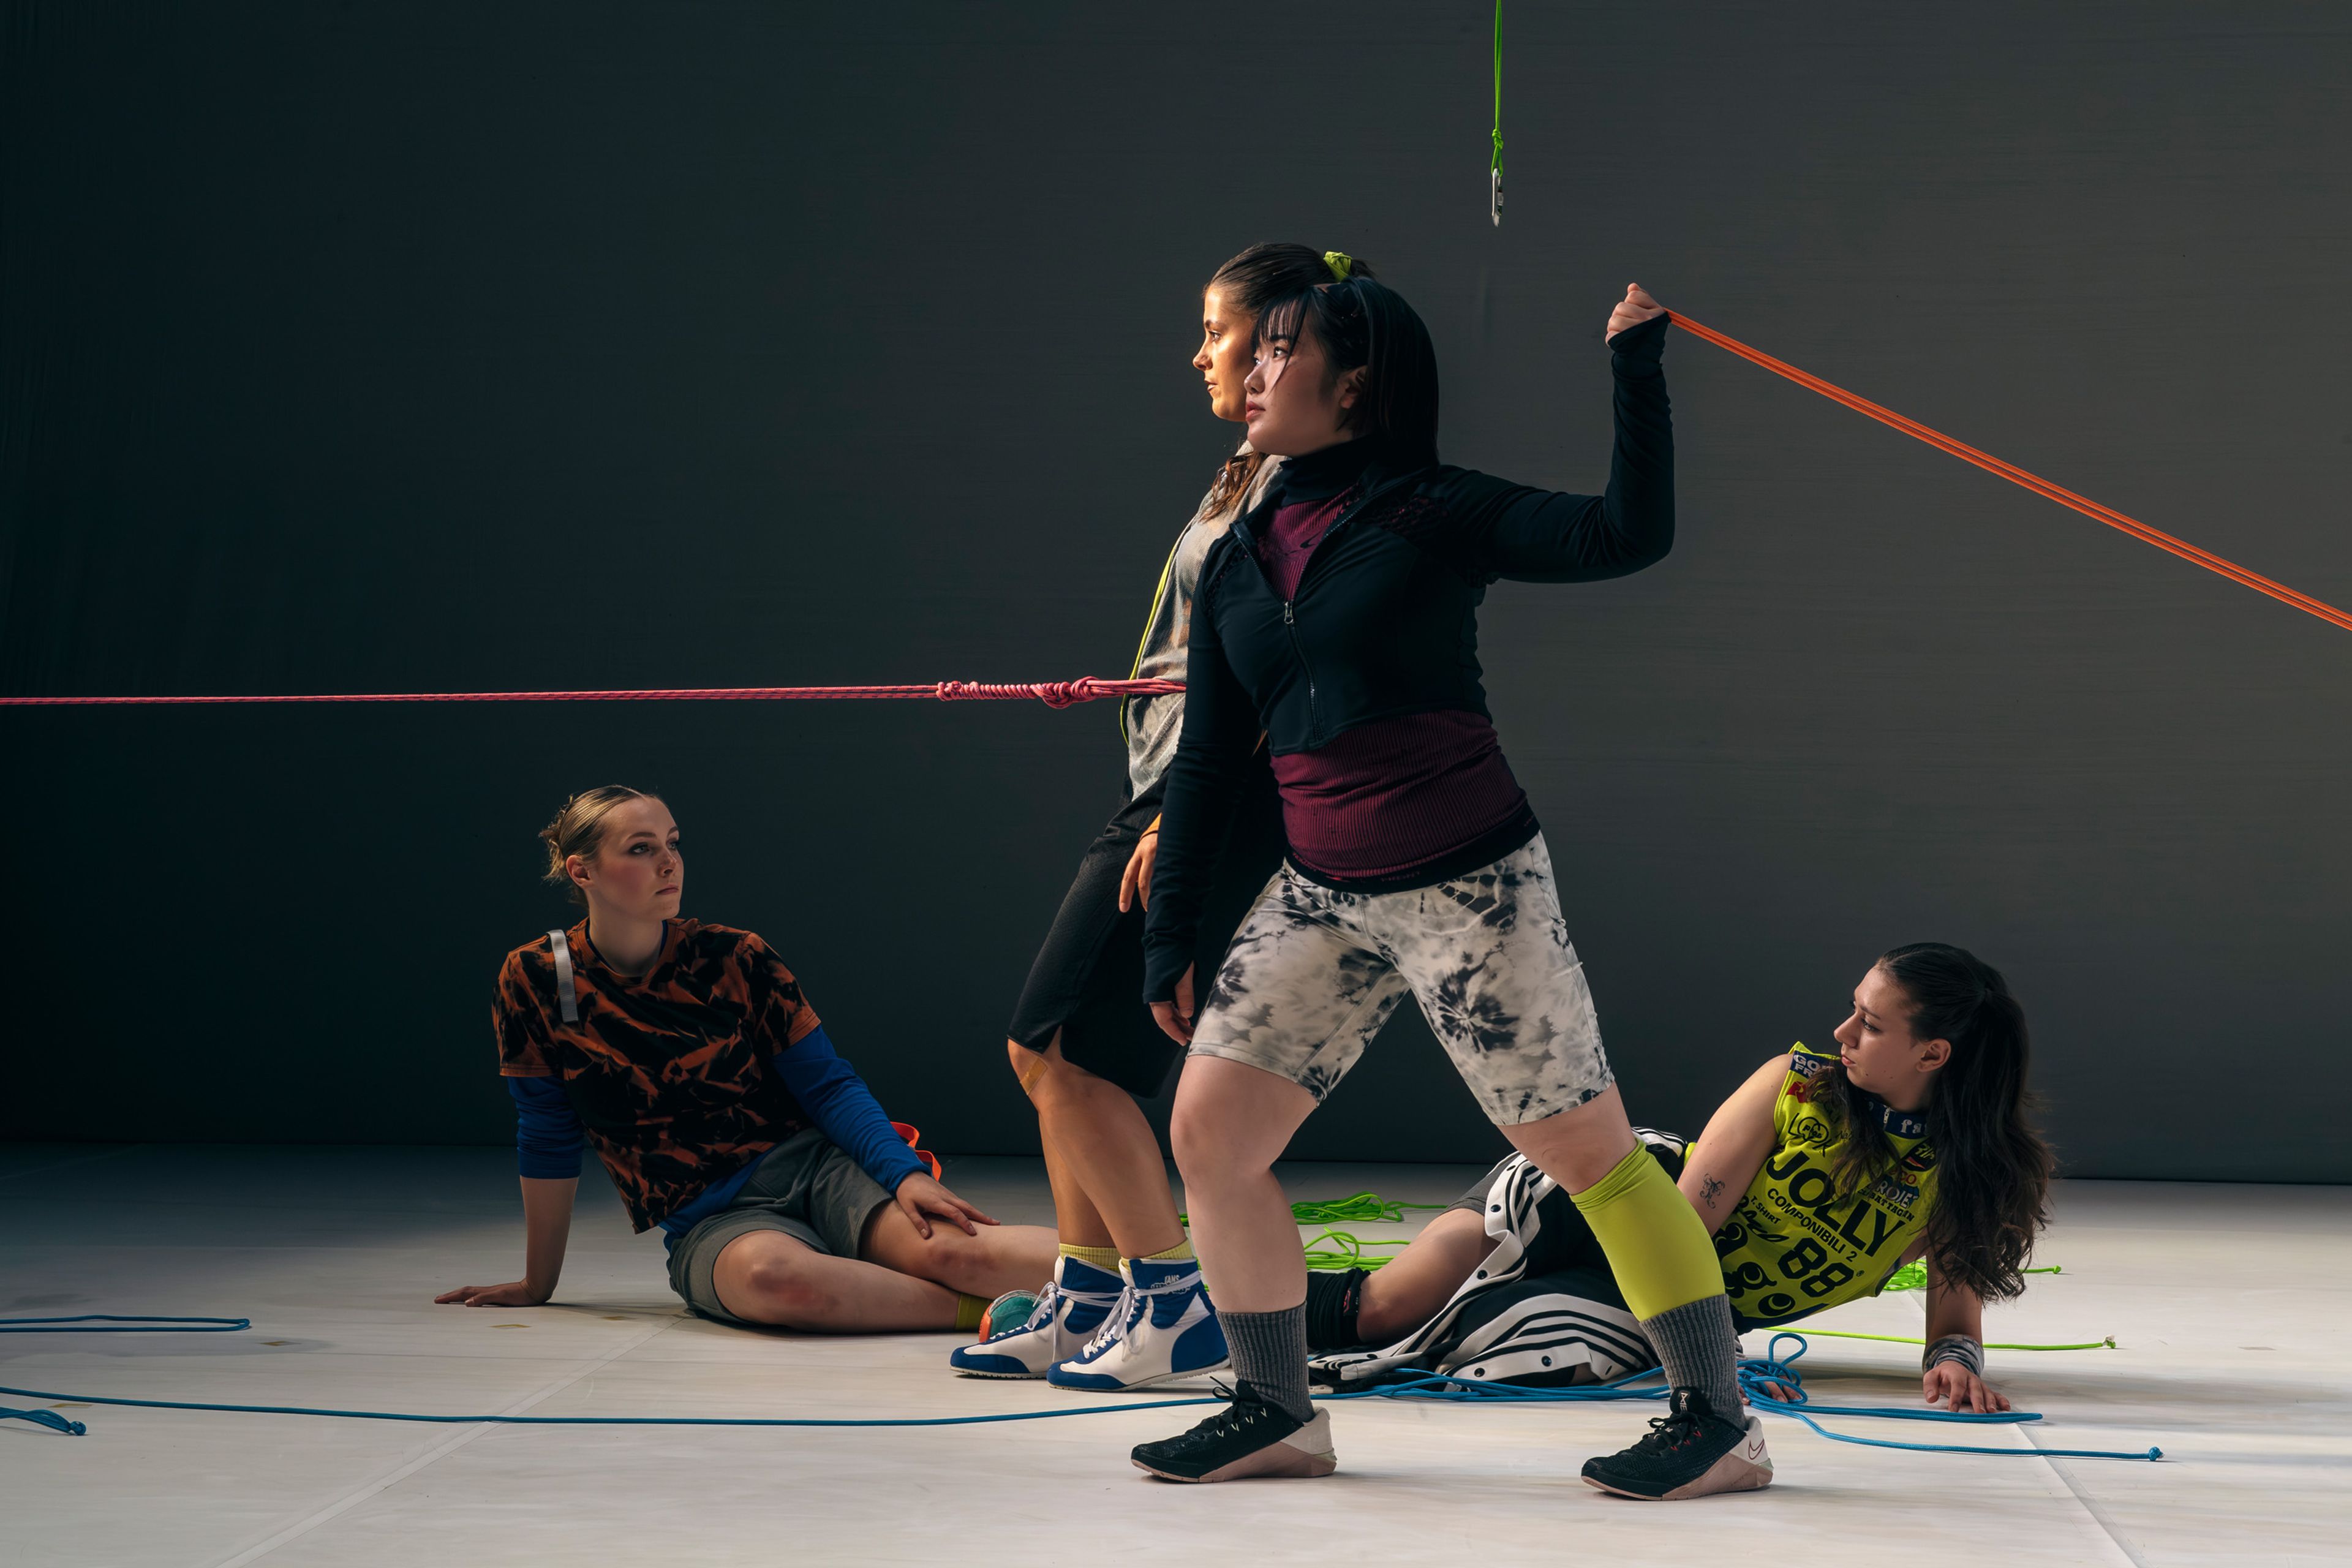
[1128,275,1768,1502]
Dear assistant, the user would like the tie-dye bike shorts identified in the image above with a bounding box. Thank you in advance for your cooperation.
[1187,834,1614,1126]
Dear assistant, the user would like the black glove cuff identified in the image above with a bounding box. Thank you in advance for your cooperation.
[1607,311,1670,366]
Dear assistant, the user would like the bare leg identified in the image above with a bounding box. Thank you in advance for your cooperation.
[710,1202,1060,1333]
[1040,1133,1114,1251]
[858,1200,1061,1301]
[1009,1034,1186,1259]
[1501,1084,1639,1192]
[1352,1208,1495,1344]
[712,1231,965,1332]
[1168,1055,1319,1311]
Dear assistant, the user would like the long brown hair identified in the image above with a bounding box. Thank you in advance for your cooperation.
[1824,943,2055,1301]
[1200,244,1377,516]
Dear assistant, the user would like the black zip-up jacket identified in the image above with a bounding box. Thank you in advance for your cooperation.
[1142,312,1674,1003]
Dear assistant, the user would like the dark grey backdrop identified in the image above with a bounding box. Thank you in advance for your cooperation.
[4,2,2346,1180]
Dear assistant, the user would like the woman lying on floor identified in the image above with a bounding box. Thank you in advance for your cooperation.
[436,786,1057,1330]
[1305,943,2052,1415]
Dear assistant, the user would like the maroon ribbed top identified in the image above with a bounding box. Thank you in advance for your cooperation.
[1256,496,1536,886]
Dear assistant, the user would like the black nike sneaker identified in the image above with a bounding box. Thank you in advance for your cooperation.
[1131,1387,1337,1483]
[1581,1388,1773,1499]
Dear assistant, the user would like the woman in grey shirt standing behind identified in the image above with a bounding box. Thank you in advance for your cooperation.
[949,246,1367,1391]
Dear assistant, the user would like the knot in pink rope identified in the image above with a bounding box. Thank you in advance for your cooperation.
[933,677,1183,708]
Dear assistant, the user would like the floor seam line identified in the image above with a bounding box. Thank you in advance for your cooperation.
[199,1313,683,1568]
[2018,1422,2150,1568]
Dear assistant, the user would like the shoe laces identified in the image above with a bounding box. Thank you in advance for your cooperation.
[1174,1385,1280,1447]
[1629,1410,1705,1457]
[1627,1390,1714,1457]
[1077,1286,1145,1358]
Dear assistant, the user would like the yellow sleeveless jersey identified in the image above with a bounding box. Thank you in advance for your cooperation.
[1713,1044,1939,1329]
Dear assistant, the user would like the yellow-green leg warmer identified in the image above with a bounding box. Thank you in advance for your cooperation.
[1568,1144,1725,1319]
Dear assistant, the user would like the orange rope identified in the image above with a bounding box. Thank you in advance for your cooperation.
[1668,312,2352,635]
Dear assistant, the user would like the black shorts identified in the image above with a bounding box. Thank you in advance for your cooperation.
[1008,764,1284,1098]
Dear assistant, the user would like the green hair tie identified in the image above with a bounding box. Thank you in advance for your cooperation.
[1323,251,1353,282]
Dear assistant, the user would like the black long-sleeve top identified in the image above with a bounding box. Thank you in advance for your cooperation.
[1141,313,1675,1003]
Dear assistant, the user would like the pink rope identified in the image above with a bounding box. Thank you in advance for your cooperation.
[0,677,1184,709]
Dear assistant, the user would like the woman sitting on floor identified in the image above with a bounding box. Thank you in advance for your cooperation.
[1305,943,2052,1416]
[436,786,1057,1330]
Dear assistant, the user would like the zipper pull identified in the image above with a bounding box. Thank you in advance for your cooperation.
[1283,601,1295,624]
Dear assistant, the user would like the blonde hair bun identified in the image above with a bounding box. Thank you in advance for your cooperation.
[538,785,658,905]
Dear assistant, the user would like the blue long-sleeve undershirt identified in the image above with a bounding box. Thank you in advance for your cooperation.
[510,1075,586,1179]
[508,1025,927,1242]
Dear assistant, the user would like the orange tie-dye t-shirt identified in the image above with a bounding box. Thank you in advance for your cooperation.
[494,919,822,1232]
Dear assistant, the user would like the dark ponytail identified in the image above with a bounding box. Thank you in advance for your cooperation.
[1200,244,1379,514]
[1827,943,2055,1302]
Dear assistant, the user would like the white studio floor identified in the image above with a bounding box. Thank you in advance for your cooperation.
[0,1144,2343,1567]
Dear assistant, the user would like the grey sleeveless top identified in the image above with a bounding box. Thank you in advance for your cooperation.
[1120,449,1281,797]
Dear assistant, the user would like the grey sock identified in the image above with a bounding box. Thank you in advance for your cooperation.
[1640,1294,1744,1425]
[1218,1305,1314,1423]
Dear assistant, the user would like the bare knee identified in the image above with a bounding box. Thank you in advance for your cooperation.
[1504,1087,1635,1193]
[881,1224,996,1294]
[1011,1036,1120,1114]
[727,1250,835,1327]
[1170,1104,1247,1188]
[1170,1057,1315,1190]
[1007,1038,1048,1093]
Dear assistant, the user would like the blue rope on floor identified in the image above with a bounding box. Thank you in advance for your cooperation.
[0,1317,2160,1460]
[0,1315,251,1333]
[0,1316,251,1434]
[1735,1333,2161,1460]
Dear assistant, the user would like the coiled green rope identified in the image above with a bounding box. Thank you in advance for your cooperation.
[1300,1229,1412,1271]
[1178,1191,1449,1272]
[1289,1192,1452,1227]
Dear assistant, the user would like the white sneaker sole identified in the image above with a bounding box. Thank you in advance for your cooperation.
[1048,1354,1231,1393]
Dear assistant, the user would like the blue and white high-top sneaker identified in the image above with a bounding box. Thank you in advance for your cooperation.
[1047,1256,1229,1391]
[948,1256,1121,1379]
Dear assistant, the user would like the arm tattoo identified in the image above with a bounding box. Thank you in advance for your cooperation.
[1698,1174,1725,1207]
